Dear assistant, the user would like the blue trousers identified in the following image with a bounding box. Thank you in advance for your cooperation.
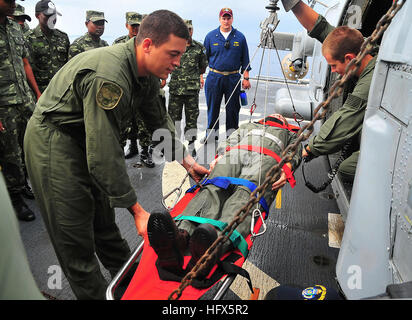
[205,72,241,136]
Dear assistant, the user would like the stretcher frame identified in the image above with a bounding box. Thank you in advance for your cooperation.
[106,177,269,300]
[105,238,238,300]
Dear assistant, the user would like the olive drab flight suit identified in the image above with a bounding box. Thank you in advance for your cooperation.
[0,170,44,300]
[177,121,302,252]
[307,15,377,180]
[24,38,185,300]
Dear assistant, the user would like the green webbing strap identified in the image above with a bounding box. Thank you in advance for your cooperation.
[175,215,249,258]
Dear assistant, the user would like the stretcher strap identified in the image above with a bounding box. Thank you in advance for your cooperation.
[186,176,270,214]
[257,116,300,133]
[175,215,250,258]
[226,145,296,188]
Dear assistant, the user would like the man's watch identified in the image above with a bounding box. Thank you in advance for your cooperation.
[243,77,249,81]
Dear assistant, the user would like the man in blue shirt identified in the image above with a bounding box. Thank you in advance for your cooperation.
[203,8,251,141]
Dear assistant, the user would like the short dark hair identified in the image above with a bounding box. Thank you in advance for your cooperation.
[136,10,189,46]
[322,26,364,62]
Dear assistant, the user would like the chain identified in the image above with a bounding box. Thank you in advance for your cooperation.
[168,0,405,300]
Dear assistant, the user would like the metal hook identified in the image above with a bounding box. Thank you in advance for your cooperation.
[250,208,267,239]
[161,186,183,212]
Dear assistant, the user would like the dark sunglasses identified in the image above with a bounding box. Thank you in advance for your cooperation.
[224,40,230,49]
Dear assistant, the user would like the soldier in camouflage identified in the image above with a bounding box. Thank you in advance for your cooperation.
[68,10,108,60]
[0,0,42,222]
[25,0,70,93]
[112,11,142,45]
[8,3,31,33]
[113,12,156,167]
[168,20,208,156]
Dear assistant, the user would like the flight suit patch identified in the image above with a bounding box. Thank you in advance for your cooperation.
[96,81,123,110]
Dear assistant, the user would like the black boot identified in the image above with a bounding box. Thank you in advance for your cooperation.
[11,194,35,222]
[147,211,185,274]
[140,145,155,168]
[187,223,220,278]
[125,140,139,159]
[21,182,35,200]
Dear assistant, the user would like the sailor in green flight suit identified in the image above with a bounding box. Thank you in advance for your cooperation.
[281,0,377,182]
[24,10,209,300]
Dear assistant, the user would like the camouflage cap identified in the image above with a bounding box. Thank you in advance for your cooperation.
[184,19,192,28]
[13,4,31,21]
[126,12,142,25]
[86,10,108,23]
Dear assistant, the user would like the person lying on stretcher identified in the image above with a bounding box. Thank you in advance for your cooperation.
[148,114,303,278]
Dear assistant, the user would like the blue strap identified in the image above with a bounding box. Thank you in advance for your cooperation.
[186,177,270,215]
[175,215,249,258]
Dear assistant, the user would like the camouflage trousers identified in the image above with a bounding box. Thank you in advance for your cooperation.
[120,109,152,148]
[168,93,199,142]
[0,102,33,195]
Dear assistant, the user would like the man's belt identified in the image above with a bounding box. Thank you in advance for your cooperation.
[210,68,239,76]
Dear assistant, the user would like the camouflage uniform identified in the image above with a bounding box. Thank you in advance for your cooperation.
[69,32,109,60]
[113,12,154,164]
[25,25,70,92]
[112,12,143,45]
[168,20,207,145]
[68,11,108,60]
[0,18,35,204]
[113,34,131,45]
[10,4,31,33]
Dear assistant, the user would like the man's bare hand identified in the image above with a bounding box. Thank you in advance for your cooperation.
[128,203,150,236]
[271,170,288,191]
[182,154,210,183]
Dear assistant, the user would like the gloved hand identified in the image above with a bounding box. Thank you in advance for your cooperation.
[281,0,301,12]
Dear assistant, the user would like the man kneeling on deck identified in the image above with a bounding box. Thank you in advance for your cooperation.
[148,114,303,277]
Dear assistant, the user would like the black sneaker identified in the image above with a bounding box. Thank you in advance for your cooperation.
[147,211,183,274]
[187,223,219,277]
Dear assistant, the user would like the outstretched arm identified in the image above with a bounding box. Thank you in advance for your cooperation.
[290,1,319,32]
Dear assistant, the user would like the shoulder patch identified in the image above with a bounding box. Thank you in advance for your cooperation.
[96,81,123,110]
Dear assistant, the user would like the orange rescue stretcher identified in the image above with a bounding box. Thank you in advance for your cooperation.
[105,177,271,300]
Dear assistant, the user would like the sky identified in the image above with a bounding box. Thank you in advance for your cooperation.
[20,0,332,77]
